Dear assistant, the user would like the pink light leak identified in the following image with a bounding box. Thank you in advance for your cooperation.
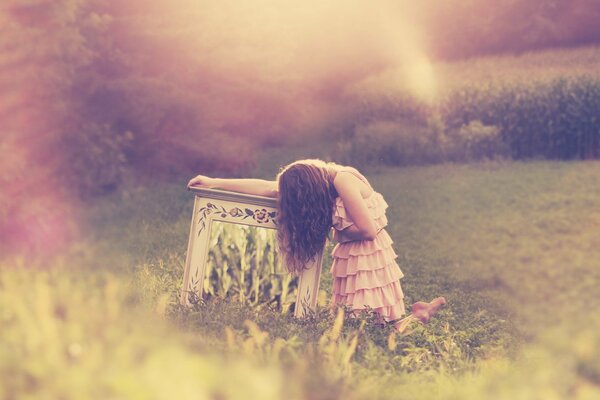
[124,0,436,139]
[0,0,435,259]
[1,6,79,259]
[0,137,79,258]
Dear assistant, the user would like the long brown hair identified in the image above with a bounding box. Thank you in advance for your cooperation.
[276,159,338,274]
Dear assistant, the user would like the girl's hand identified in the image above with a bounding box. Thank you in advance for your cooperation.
[188,175,215,188]
[335,224,383,243]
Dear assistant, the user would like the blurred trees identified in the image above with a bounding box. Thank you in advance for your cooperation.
[2,0,599,255]
[0,0,93,254]
[2,0,600,199]
[424,0,600,59]
[1,0,131,198]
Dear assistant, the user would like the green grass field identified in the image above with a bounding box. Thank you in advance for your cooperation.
[3,160,600,399]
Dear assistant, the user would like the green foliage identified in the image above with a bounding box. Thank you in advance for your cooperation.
[371,161,600,340]
[340,48,600,167]
[4,161,600,398]
[337,118,509,167]
[441,77,600,160]
[0,267,307,400]
[204,224,298,313]
[337,121,438,167]
[64,123,134,196]
[452,120,507,161]
[5,0,600,201]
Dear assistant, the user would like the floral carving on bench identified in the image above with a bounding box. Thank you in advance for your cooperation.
[197,203,278,235]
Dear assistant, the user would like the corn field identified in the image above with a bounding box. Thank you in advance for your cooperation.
[340,46,600,165]
[204,223,298,313]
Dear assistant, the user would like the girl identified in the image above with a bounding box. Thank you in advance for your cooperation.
[188,159,445,331]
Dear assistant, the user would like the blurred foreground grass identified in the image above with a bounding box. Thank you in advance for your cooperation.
[2,161,600,399]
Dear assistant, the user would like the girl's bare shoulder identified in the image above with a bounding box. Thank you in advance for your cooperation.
[334,166,371,185]
[333,166,373,197]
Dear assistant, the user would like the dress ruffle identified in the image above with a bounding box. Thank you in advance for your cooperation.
[331,184,406,321]
[330,247,399,276]
[331,229,394,258]
[332,264,404,294]
[332,192,389,232]
[332,280,405,310]
[371,303,406,321]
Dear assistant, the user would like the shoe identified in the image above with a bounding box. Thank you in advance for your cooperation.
[410,297,446,324]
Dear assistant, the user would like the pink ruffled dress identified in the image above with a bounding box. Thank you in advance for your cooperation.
[330,169,406,321]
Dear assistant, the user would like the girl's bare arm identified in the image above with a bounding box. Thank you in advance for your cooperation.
[337,223,382,242]
[187,175,278,198]
[333,172,379,241]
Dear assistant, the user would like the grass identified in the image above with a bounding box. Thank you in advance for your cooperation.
[374,161,600,339]
[3,159,600,399]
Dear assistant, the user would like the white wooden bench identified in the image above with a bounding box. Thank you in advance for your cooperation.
[181,187,323,317]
